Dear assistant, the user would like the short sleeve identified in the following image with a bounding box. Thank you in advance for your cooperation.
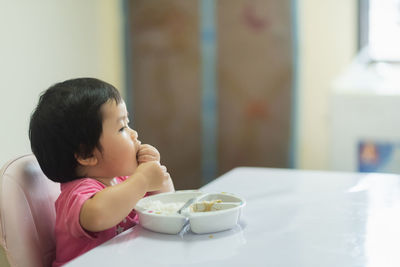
[61,179,105,239]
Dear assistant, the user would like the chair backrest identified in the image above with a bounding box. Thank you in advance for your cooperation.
[0,154,60,267]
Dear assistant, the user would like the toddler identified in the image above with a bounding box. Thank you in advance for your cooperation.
[29,78,174,266]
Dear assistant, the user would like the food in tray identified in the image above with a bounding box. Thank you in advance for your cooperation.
[135,191,245,234]
[190,199,223,212]
[139,200,185,214]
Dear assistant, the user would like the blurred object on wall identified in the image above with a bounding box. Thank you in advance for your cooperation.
[358,140,400,173]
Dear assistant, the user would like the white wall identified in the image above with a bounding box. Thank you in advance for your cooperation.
[296,0,358,169]
[0,1,125,166]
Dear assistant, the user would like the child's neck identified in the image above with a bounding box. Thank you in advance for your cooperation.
[77,165,116,186]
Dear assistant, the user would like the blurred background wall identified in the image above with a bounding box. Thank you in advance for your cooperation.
[0,0,125,166]
[0,0,357,189]
[297,0,357,170]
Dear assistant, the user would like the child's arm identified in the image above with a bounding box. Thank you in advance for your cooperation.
[137,144,175,194]
[79,161,168,232]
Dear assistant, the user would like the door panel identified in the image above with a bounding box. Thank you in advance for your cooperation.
[128,0,202,189]
[217,0,293,174]
[127,0,293,189]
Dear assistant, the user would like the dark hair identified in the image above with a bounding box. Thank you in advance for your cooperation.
[29,78,122,183]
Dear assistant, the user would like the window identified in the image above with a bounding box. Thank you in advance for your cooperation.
[359,0,400,62]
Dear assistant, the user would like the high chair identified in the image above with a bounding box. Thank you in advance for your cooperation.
[0,154,60,267]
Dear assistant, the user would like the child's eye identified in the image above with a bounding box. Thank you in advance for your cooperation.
[119,126,127,132]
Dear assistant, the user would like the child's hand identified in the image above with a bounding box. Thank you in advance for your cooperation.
[135,161,170,192]
[137,144,160,163]
[136,144,175,194]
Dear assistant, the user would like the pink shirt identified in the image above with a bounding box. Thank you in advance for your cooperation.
[52,177,139,267]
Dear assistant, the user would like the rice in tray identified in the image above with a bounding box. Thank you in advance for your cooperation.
[140,200,185,214]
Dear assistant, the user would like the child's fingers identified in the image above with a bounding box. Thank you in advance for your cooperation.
[137,154,158,163]
[138,144,158,153]
[160,165,170,179]
[137,145,158,155]
[137,145,160,162]
[137,148,156,157]
[163,172,171,179]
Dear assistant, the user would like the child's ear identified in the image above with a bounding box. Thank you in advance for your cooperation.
[75,153,98,166]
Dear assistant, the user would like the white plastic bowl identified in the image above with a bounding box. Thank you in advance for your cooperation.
[135,190,245,234]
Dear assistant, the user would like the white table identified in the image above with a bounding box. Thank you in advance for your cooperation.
[65,167,400,267]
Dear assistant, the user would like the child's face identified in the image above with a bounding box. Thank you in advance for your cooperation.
[93,100,141,178]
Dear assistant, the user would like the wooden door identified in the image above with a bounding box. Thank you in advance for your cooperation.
[128,0,202,189]
[127,0,293,189]
[217,0,293,175]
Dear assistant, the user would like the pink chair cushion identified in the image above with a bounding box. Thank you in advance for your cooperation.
[0,155,60,267]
